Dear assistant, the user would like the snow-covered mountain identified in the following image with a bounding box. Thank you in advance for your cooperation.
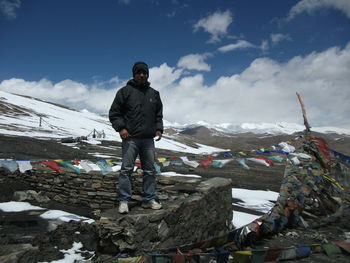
[0,91,223,154]
[1,90,349,156]
[164,120,350,136]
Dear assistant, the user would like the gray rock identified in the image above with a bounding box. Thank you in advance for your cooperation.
[0,244,38,263]
[13,190,50,203]
[158,219,169,240]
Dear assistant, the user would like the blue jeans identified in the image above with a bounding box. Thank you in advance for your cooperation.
[118,138,156,202]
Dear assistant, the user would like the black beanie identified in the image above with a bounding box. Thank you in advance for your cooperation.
[132,61,149,77]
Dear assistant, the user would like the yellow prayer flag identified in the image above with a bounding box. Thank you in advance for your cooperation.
[106,159,114,166]
[157,157,167,163]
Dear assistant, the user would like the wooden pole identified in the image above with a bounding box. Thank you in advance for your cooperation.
[296,92,330,168]
[296,92,311,133]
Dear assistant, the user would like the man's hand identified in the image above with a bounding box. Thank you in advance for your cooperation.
[155,130,162,141]
[119,128,130,139]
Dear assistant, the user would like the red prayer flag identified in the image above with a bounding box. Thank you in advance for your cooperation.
[307,135,331,166]
[41,161,63,173]
[256,156,274,166]
[200,160,212,169]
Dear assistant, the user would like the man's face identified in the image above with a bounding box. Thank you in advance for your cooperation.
[134,70,148,84]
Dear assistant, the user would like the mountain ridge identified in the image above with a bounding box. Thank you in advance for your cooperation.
[1,90,350,155]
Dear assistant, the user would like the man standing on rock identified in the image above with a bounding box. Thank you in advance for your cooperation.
[109,61,163,214]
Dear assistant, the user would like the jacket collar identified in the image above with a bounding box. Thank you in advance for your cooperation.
[127,79,150,89]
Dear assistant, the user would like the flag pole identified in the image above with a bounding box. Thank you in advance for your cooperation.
[296,92,331,169]
[296,92,311,133]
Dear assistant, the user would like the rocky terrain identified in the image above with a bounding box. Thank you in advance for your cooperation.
[1,132,350,262]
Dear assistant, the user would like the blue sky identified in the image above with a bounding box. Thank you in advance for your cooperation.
[0,0,350,128]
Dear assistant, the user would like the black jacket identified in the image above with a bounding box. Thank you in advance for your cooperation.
[109,79,163,138]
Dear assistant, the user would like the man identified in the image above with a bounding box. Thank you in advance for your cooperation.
[109,61,163,214]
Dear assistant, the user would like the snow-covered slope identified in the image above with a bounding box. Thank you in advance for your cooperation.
[1,90,349,156]
[0,91,224,154]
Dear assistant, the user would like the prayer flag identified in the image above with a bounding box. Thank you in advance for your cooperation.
[59,161,81,174]
[96,160,113,175]
[154,162,161,175]
[200,160,211,169]
[16,160,32,173]
[41,161,63,173]
[235,158,250,169]
[0,160,18,173]
[180,156,200,168]
[80,160,95,173]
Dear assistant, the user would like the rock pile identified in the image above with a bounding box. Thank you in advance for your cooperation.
[1,167,234,255]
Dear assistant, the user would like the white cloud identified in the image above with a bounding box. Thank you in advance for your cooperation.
[260,40,269,53]
[149,63,183,90]
[0,0,21,19]
[1,43,350,128]
[161,43,350,128]
[218,39,269,53]
[218,40,256,53]
[193,10,233,43]
[270,33,291,46]
[0,77,122,113]
[84,87,120,112]
[177,53,212,71]
[287,0,350,21]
